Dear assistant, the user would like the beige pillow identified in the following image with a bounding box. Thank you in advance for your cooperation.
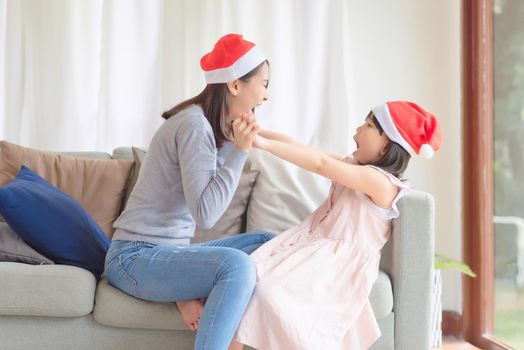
[0,141,133,238]
[123,147,146,209]
[0,222,54,265]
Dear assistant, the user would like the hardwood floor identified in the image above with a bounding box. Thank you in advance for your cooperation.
[431,337,482,350]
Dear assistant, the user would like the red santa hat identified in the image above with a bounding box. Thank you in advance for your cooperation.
[200,33,266,84]
[371,101,442,159]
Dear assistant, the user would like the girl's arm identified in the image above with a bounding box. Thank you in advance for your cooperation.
[257,128,343,161]
[258,129,299,144]
[254,136,398,208]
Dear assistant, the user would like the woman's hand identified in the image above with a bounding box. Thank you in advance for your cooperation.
[239,110,254,123]
[232,112,259,151]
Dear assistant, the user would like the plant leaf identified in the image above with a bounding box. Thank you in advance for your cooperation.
[434,254,477,277]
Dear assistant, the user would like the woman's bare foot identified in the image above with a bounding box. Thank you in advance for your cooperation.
[228,339,244,350]
[176,299,203,331]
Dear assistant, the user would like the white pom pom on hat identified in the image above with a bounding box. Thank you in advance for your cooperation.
[200,33,267,84]
[371,101,442,159]
[419,143,435,159]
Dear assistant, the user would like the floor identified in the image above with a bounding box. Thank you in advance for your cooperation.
[432,337,481,350]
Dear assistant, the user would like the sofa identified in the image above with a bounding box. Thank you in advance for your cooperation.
[0,146,435,350]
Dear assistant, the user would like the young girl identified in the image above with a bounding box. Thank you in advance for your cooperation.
[231,101,442,349]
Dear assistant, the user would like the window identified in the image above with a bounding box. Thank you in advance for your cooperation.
[463,0,524,348]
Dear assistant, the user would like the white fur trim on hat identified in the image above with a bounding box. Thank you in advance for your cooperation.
[204,46,266,84]
[371,103,416,156]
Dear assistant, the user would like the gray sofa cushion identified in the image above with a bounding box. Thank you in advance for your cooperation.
[369,271,393,320]
[93,279,187,331]
[0,262,95,317]
[93,271,392,332]
[0,222,54,265]
[370,312,394,350]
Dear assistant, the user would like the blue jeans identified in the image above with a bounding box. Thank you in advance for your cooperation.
[104,231,276,350]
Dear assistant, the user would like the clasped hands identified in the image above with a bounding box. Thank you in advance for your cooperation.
[231,111,267,151]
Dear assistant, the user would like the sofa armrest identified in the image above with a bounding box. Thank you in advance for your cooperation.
[380,190,435,350]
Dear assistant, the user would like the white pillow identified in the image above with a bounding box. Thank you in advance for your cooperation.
[246,149,331,234]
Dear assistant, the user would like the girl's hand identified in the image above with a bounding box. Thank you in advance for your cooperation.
[176,299,203,331]
[345,156,357,164]
[232,114,259,151]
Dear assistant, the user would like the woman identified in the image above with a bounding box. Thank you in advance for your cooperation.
[104,33,275,350]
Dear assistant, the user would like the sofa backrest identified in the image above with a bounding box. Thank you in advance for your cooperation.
[380,190,435,348]
[111,147,133,161]
[59,151,113,160]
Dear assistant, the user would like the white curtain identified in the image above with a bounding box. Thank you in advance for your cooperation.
[0,0,357,231]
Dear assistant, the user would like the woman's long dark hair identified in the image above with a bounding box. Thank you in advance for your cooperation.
[368,112,411,178]
[162,60,269,149]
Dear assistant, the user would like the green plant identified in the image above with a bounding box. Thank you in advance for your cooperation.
[434,254,476,277]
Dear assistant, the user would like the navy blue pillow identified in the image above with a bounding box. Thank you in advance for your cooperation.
[0,165,110,276]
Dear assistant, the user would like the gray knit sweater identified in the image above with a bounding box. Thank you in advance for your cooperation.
[112,104,248,246]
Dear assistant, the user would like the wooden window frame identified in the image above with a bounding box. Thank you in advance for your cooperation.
[462,0,516,349]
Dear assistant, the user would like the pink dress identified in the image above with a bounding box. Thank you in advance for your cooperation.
[235,165,410,350]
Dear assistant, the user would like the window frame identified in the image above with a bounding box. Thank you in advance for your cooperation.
[462,0,517,349]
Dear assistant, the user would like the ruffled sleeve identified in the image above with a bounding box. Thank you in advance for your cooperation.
[354,165,410,220]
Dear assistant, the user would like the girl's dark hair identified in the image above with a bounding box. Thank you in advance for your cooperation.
[161,60,269,149]
[368,112,411,178]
